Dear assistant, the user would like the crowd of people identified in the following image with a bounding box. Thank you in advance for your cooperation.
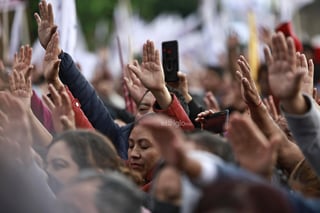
[2,0,320,212]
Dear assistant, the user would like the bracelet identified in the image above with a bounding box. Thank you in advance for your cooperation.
[255,100,263,107]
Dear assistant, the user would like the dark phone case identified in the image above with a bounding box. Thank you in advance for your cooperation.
[162,40,179,82]
[202,110,229,134]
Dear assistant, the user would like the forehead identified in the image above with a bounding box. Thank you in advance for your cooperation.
[47,140,72,159]
[130,124,153,140]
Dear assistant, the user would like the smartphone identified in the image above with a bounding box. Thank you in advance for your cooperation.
[162,40,179,82]
[202,110,229,134]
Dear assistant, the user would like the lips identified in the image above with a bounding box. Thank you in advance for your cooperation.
[130,162,143,170]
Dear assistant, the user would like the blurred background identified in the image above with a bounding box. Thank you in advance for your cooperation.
[0,0,318,80]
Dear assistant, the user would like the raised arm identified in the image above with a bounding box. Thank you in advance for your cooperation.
[266,32,320,175]
[236,54,304,175]
[42,84,76,133]
[12,45,55,133]
[128,40,194,130]
[35,0,130,157]
[9,68,52,147]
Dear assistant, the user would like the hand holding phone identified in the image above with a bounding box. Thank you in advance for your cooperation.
[162,40,179,82]
[201,110,229,134]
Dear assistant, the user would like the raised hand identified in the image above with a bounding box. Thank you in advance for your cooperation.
[128,40,171,109]
[235,55,261,107]
[263,95,292,139]
[204,91,220,111]
[0,91,32,165]
[195,109,216,124]
[167,71,192,103]
[264,32,305,101]
[124,60,148,104]
[34,0,57,49]
[226,112,280,179]
[12,45,33,77]
[42,84,75,133]
[263,95,279,121]
[128,40,165,92]
[43,31,63,90]
[9,69,33,108]
[296,52,314,96]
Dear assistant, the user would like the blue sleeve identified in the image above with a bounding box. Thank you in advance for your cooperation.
[216,164,320,213]
[58,51,132,159]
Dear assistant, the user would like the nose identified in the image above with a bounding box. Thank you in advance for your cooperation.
[130,146,141,159]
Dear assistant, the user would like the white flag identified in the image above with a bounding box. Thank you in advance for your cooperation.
[47,0,77,56]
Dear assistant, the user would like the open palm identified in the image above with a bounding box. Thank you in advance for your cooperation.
[128,40,165,92]
[265,33,305,100]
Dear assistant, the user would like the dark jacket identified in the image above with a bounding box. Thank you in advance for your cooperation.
[59,51,133,159]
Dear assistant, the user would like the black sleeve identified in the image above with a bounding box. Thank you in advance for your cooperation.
[188,99,204,128]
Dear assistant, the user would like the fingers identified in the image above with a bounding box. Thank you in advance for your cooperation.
[237,56,253,83]
[34,13,41,26]
[277,32,288,60]
[241,77,252,91]
[123,77,131,88]
[128,63,141,79]
[313,88,317,100]
[48,2,55,25]
[48,84,62,107]
[42,93,55,111]
[142,43,148,63]
[9,71,17,92]
[25,45,32,65]
[264,95,278,120]
[308,59,314,78]
[42,0,49,20]
[195,109,215,123]
[47,31,59,54]
[143,40,158,63]
[60,90,72,112]
[287,37,296,67]
[155,49,161,65]
[263,45,273,67]
[130,60,142,84]
[147,40,155,62]
[9,70,27,92]
[296,52,301,68]
[271,33,280,60]
[235,70,243,83]
[203,91,220,111]
[296,53,308,74]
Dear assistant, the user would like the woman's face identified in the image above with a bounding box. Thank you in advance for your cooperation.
[136,92,155,119]
[46,140,80,185]
[128,125,161,180]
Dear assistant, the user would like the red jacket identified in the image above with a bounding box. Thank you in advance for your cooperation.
[153,94,194,131]
[65,86,94,129]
